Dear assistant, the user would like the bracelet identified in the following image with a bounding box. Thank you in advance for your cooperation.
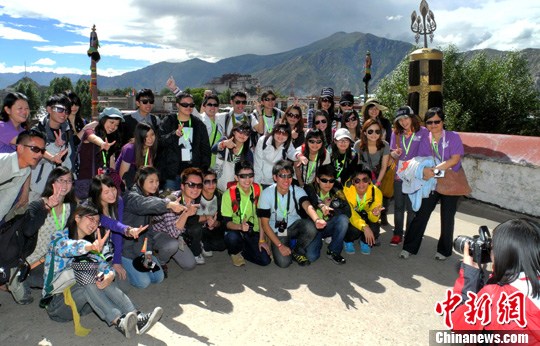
[277,243,283,248]
[124,227,133,237]
[258,240,266,244]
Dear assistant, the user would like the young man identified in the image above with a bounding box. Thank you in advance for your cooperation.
[222,161,270,267]
[30,94,75,201]
[342,167,383,255]
[0,130,45,222]
[197,169,226,257]
[121,88,161,145]
[199,95,222,169]
[304,165,350,264]
[216,91,258,138]
[257,160,325,268]
[252,90,283,136]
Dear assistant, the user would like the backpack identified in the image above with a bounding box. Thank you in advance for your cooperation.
[0,213,29,285]
[230,184,261,215]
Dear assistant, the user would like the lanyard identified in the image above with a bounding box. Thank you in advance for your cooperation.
[401,132,416,157]
[355,193,367,212]
[238,186,253,222]
[181,118,192,142]
[319,191,330,204]
[144,148,149,166]
[429,131,446,163]
[210,120,220,147]
[334,153,346,178]
[274,187,291,222]
[306,153,318,181]
[230,144,244,162]
[101,151,107,167]
[51,204,66,231]
[263,112,274,133]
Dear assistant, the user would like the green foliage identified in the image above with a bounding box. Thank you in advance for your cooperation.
[13,79,42,117]
[100,88,133,97]
[219,89,232,105]
[74,79,92,121]
[184,87,207,108]
[47,77,73,98]
[375,46,540,136]
[159,87,174,96]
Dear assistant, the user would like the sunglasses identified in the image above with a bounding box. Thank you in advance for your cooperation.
[277,173,293,179]
[264,97,276,102]
[308,139,323,144]
[340,102,353,107]
[426,120,442,125]
[140,99,155,105]
[275,129,288,136]
[319,178,335,184]
[205,103,219,107]
[367,129,382,135]
[22,144,46,154]
[234,128,251,135]
[184,182,203,189]
[179,102,196,108]
[52,105,69,114]
[238,173,255,179]
[203,178,217,186]
[345,116,357,123]
[321,98,332,103]
[286,112,301,119]
[353,177,371,184]
[234,100,248,105]
[314,119,327,125]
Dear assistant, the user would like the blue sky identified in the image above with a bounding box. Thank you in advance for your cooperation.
[0,0,538,77]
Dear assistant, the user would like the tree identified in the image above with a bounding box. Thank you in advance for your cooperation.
[47,77,73,98]
[184,87,207,109]
[74,79,92,121]
[374,57,409,116]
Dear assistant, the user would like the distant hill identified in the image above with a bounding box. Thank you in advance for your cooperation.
[1,32,539,95]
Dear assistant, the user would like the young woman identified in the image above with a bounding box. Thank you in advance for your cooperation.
[388,106,430,246]
[295,129,331,187]
[361,98,392,144]
[76,107,123,199]
[122,166,185,288]
[116,122,157,190]
[340,110,362,143]
[279,105,305,148]
[307,87,335,130]
[354,118,390,225]
[450,218,540,343]
[400,107,465,260]
[329,128,357,186]
[0,92,29,153]
[254,123,297,188]
[63,90,86,146]
[311,110,333,149]
[213,122,253,192]
[42,204,162,338]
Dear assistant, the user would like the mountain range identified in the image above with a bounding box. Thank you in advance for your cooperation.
[1,32,539,96]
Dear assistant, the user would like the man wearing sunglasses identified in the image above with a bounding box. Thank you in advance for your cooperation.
[257,160,324,268]
[121,88,161,146]
[197,168,226,259]
[216,91,258,139]
[30,94,75,201]
[252,90,284,137]
[342,167,383,255]
[0,130,46,222]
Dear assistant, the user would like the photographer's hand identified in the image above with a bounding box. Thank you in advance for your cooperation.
[462,243,479,269]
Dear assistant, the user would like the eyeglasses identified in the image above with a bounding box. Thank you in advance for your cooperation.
[264,97,276,102]
[308,139,323,145]
[52,105,69,114]
[367,129,382,135]
[84,215,100,226]
[345,117,357,123]
[426,120,442,125]
[275,129,288,136]
[321,98,331,103]
[319,178,335,184]
[238,173,255,179]
[340,102,353,107]
[314,119,327,125]
[184,182,203,189]
[277,173,293,179]
[56,178,73,185]
[234,100,248,105]
[286,112,301,119]
[353,177,371,184]
[205,103,219,107]
[179,102,196,108]
[140,99,155,105]
[22,145,46,154]
[203,178,217,186]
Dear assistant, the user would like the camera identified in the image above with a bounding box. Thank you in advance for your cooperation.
[433,169,445,178]
[453,226,492,264]
[275,220,287,233]
[245,221,255,236]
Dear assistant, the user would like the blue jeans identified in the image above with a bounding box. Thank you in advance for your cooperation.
[393,180,415,236]
[306,214,349,262]
[270,219,317,268]
[122,256,164,289]
[224,230,271,266]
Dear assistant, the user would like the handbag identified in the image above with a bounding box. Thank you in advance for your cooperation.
[71,256,99,286]
[380,159,396,198]
[435,167,472,196]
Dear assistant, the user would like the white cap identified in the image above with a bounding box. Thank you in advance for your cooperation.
[334,128,353,141]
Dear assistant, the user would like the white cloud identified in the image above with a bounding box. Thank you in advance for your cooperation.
[33,58,56,66]
[386,15,403,21]
[0,23,47,41]
[0,61,86,75]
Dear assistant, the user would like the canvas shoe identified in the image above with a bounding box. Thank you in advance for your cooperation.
[231,253,246,267]
[194,255,205,265]
[435,252,447,261]
[326,250,346,265]
[137,307,163,335]
[344,242,355,254]
[116,311,137,338]
[399,250,411,259]
[201,242,213,257]
[390,235,402,246]
[292,253,311,266]
[324,237,332,245]
[360,241,371,255]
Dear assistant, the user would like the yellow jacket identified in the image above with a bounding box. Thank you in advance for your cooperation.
[343,182,383,231]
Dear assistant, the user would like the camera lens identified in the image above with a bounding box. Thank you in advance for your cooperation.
[453,235,473,255]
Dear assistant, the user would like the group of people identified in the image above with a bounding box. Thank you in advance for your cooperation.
[1,85,538,342]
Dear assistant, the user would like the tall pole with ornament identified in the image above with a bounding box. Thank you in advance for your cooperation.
[87,25,100,121]
[362,51,372,103]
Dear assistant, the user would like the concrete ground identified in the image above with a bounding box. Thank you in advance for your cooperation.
[0,198,536,346]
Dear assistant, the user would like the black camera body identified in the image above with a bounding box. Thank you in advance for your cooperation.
[454,225,492,264]
[275,220,287,233]
[246,221,255,236]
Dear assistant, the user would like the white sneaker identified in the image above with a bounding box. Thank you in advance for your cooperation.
[324,237,332,244]
[399,250,411,259]
[201,242,213,257]
[435,252,447,261]
[195,254,205,265]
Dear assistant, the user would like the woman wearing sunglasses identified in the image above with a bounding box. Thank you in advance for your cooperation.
[254,123,298,189]
[213,122,253,193]
[311,110,333,149]
[279,105,305,148]
[116,122,157,190]
[307,87,335,129]
[330,128,357,186]
[361,98,392,144]
[400,107,465,261]
[354,118,390,226]
[295,129,331,187]
[340,110,362,143]
[122,166,185,288]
